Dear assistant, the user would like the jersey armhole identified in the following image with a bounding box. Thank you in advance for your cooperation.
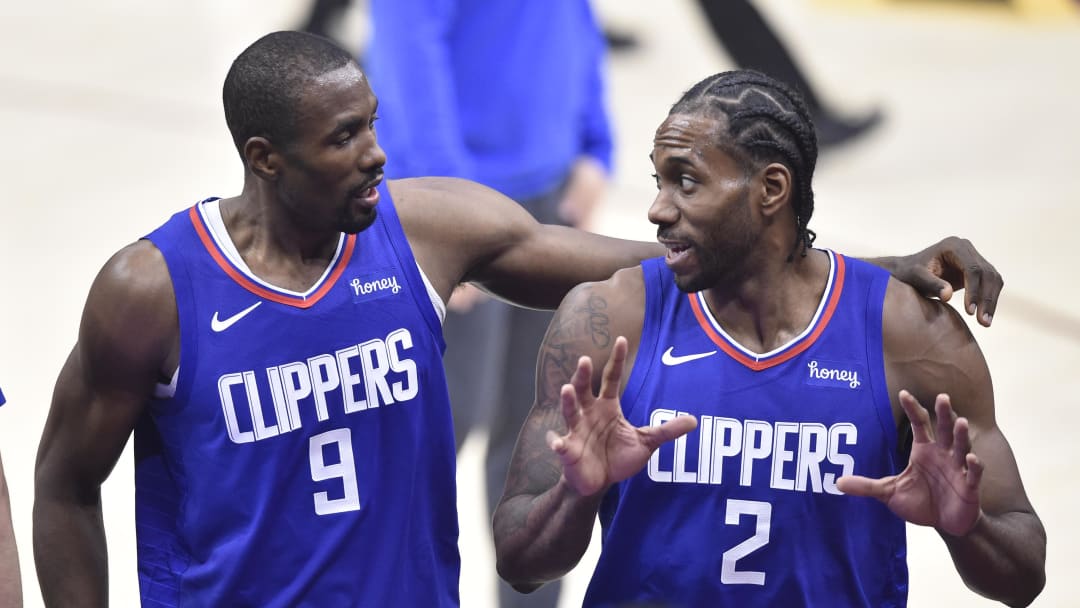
[620,258,663,410]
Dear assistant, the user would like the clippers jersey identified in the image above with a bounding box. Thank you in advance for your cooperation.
[585,252,907,608]
[137,184,459,607]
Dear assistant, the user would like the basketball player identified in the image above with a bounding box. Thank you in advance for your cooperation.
[0,385,22,608]
[493,71,1045,607]
[32,34,1007,607]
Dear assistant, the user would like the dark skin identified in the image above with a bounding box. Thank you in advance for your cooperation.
[34,62,1006,606]
[494,113,1044,606]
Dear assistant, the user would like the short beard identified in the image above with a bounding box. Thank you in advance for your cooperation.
[674,187,758,293]
[340,208,377,235]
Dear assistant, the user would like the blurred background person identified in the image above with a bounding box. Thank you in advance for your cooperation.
[364,1,615,606]
[0,384,22,607]
[693,0,882,148]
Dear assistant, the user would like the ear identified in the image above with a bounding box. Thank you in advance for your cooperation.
[244,136,280,181]
[759,162,792,218]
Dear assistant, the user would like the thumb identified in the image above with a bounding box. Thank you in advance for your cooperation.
[906,268,954,302]
[836,474,894,501]
[641,415,698,449]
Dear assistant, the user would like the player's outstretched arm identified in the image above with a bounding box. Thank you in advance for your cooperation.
[865,236,1003,327]
[33,242,176,608]
[492,272,694,591]
[840,281,1044,607]
[391,177,662,310]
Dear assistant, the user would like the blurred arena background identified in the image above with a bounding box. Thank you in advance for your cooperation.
[1,0,1077,605]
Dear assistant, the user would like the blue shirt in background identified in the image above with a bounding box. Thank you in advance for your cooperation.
[366,0,613,200]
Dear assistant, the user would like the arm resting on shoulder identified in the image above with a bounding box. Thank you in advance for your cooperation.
[864,235,1003,327]
[392,177,662,310]
[34,241,176,608]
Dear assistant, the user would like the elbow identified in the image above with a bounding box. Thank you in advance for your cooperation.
[495,553,539,593]
[493,534,532,591]
[493,536,548,593]
[1000,566,1045,608]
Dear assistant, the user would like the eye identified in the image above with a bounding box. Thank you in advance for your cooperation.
[679,175,697,191]
[369,114,380,129]
[650,173,660,190]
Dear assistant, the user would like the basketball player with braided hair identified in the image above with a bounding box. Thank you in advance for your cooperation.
[493,70,1046,607]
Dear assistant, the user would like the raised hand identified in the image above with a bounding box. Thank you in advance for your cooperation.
[547,336,698,497]
[837,390,984,536]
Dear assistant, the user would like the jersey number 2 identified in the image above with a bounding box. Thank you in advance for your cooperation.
[721,499,772,585]
[309,428,361,515]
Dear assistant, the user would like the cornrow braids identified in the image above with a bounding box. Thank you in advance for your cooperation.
[671,70,819,258]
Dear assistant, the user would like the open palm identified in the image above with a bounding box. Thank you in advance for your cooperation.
[837,390,984,536]
[548,337,698,497]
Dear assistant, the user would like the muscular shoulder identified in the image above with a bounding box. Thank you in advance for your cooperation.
[389,176,529,239]
[883,277,975,358]
[882,276,991,420]
[93,240,175,312]
[81,240,177,379]
[546,266,646,389]
[386,176,532,293]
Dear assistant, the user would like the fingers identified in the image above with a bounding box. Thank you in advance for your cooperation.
[969,268,1001,328]
[965,452,984,492]
[898,390,933,444]
[560,383,582,430]
[934,394,957,451]
[953,416,972,468]
[935,277,955,303]
[569,354,594,408]
[641,414,698,449]
[546,429,566,455]
[905,266,953,303]
[836,474,895,502]
[953,240,1002,328]
[599,337,628,401]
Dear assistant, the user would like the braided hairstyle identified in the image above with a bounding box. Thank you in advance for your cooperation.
[670,70,819,258]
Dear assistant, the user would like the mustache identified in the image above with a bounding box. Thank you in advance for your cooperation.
[352,170,384,195]
[656,228,686,243]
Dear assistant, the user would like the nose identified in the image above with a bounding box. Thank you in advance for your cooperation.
[647,189,677,227]
[360,131,387,172]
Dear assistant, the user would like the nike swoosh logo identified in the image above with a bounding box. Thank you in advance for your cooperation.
[211,302,263,333]
[661,346,716,366]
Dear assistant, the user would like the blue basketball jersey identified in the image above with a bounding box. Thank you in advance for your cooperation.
[584,252,908,608]
[137,184,460,607]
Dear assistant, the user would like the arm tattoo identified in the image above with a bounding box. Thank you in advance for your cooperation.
[534,290,611,408]
[507,289,613,498]
[581,295,611,349]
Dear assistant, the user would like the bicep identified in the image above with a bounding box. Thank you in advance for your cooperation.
[36,243,176,497]
[885,283,1034,516]
[37,348,150,496]
[475,223,659,310]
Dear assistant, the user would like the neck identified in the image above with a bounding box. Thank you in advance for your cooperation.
[700,245,830,354]
[215,179,344,291]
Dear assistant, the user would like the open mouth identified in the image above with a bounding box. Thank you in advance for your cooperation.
[351,175,383,204]
[659,238,694,271]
